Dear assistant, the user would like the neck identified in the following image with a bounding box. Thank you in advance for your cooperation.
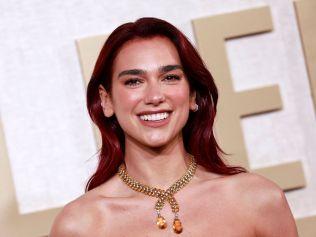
[123,133,191,190]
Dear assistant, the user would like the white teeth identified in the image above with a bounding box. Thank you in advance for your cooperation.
[139,112,170,121]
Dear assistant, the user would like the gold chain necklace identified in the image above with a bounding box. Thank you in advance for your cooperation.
[117,155,197,234]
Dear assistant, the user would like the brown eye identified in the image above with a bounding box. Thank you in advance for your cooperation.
[164,74,180,81]
[124,78,142,87]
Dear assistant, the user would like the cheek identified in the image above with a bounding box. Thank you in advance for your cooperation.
[167,86,190,106]
[112,87,141,113]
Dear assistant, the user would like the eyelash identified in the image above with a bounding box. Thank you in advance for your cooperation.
[124,75,181,87]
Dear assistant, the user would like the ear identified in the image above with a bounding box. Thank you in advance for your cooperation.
[189,90,197,111]
[99,85,114,117]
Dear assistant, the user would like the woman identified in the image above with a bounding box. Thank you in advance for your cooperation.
[50,17,298,236]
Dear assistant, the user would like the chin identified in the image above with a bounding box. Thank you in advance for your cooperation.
[141,136,171,148]
[144,140,168,148]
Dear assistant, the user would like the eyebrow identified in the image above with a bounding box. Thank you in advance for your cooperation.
[117,64,183,78]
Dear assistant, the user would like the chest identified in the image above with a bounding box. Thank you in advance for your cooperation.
[98,194,255,237]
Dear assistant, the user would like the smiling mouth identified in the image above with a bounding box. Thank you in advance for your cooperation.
[138,112,170,121]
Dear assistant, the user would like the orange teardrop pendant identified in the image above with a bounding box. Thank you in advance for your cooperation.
[173,218,183,234]
[156,216,167,229]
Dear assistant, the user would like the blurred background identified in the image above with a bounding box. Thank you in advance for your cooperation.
[0,0,315,236]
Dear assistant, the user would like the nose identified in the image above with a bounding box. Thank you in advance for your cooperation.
[144,82,165,106]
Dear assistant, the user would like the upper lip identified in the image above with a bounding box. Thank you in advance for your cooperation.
[137,110,172,116]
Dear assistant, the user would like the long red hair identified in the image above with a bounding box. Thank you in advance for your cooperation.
[85,17,247,192]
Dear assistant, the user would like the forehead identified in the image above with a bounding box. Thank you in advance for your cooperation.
[112,36,181,74]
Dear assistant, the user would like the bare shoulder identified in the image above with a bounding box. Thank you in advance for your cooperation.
[228,172,284,198]
[228,172,289,212]
[226,172,298,237]
[49,189,107,237]
[214,172,285,212]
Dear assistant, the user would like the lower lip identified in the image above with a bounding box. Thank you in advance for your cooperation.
[138,113,172,128]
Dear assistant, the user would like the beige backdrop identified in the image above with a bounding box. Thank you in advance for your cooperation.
[0,0,315,236]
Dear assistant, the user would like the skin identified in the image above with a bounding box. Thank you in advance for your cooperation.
[49,36,298,237]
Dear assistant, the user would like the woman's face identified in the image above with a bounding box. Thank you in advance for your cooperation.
[99,36,196,148]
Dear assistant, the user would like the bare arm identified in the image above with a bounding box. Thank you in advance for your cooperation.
[251,176,299,237]
[49,204,81,237]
